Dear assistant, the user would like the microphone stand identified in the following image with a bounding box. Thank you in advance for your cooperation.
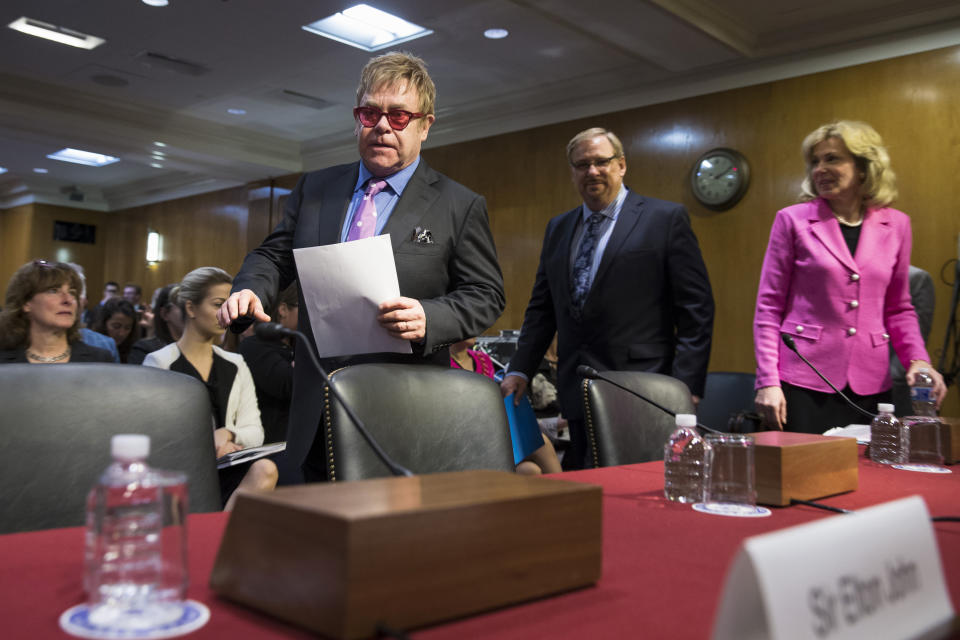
[577,365,720,434]
[255,322,413,477]
[780,333,877,421]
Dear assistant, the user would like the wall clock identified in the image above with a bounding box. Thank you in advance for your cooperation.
[690,147,750,211]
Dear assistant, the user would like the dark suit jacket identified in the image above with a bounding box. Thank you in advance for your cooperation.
[0,341,115,364]
[890,265,936,414]
[232,159,505,479]
[508,189,714,422]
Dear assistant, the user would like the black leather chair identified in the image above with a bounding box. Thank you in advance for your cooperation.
[322,363,515,481]
[697,371,757,432]
[582,371,695,467]
[0,363,221,533]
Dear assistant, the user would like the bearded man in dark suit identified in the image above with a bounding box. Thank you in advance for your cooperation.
[218,52,505,482]
[501,127,714,470]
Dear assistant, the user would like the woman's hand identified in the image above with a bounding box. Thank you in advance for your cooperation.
[754,385,787,430]
[214,427,242,458]
[905,361,948,409]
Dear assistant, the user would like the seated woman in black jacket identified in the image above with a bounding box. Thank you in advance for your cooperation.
[93,297,138,363]
[128,283,183,365]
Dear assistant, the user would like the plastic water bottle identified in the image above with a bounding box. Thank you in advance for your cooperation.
[910,368,937,416]
[869,403,906,465]
[84,435,188,630]
[664,414,708,503]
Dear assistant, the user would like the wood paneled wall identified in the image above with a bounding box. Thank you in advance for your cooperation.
[422,45,960,414]
[0,203,107,303]
[2,44,958,413]
[100,186,250,301]
[0,204,33,290]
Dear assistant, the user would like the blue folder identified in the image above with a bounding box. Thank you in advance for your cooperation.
[503,394,544,465]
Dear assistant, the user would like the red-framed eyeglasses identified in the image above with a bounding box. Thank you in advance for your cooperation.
[353,106,427,131]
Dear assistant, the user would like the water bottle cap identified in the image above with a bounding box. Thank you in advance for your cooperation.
[111,434,150,460]
[877,403,895,414]
[675,413,697,428]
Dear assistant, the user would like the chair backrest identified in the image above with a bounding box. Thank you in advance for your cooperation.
[0,363,221,533]
[323,363,515,482]
[582,371,694,467]
[697,372,757,432]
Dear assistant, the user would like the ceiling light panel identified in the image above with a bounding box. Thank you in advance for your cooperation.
[7,17,105,50]
[302,4,433,52]
[47,148,120,167]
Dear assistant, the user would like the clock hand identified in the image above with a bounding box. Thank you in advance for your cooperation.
[711,160,731,178]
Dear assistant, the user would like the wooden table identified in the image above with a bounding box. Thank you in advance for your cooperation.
[2,450,958,638]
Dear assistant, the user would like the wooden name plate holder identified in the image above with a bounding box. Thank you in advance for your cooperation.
[749,431,859,507]
[210,470,602,639]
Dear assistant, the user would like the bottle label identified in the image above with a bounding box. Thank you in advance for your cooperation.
[910,387,933,402]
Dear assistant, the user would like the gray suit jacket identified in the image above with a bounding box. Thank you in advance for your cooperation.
[232,159,505,479]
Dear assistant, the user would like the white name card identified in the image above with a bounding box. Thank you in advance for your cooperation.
[711,496,954,640]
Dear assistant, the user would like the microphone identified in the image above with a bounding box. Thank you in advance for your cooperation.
[576,365,720,434]
[780,333,876,421]
[253,322,292,341]
[228,314,255,334]
[254,322,413,477]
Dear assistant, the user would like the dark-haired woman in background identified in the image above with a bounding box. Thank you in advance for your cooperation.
[0,260,113,364]
[753,121,946,432]
[94,297,138,363]
[128,284,183,365]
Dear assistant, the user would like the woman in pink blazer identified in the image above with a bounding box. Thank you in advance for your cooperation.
[754,121,946,432]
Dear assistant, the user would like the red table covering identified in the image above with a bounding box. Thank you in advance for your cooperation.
[2,453,958,639]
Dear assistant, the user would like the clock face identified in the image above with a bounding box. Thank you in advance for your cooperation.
[690,148,749,210]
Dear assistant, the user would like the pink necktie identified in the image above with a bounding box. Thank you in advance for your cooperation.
[346,179,388,242]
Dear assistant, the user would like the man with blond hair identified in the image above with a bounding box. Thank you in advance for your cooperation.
[219,51,505,482]
[502,127,714,469]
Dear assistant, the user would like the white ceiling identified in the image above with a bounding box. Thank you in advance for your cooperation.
[1,0,959,211]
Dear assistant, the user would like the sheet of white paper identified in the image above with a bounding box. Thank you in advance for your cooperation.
[293,235,412,358]
[823,424,872,444]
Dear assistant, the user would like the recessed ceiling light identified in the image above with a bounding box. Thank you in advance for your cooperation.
[227,108,247,115]
[47,148,120,167]
[151,150,166,158]
[153,141,167,147]
[142,0,169,6]
[7,16,105,50]
[150,163,164,169]
[33,168,49,174]
[484,28,509,39]
[302,4,433,52]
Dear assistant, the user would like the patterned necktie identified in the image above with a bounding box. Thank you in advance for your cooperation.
[346,179,388,242]
[570,212,605,319]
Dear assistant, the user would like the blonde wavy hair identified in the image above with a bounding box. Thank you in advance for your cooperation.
[800,120,898,207]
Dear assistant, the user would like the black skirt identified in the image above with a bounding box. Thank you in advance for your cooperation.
[781,381,891,434]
